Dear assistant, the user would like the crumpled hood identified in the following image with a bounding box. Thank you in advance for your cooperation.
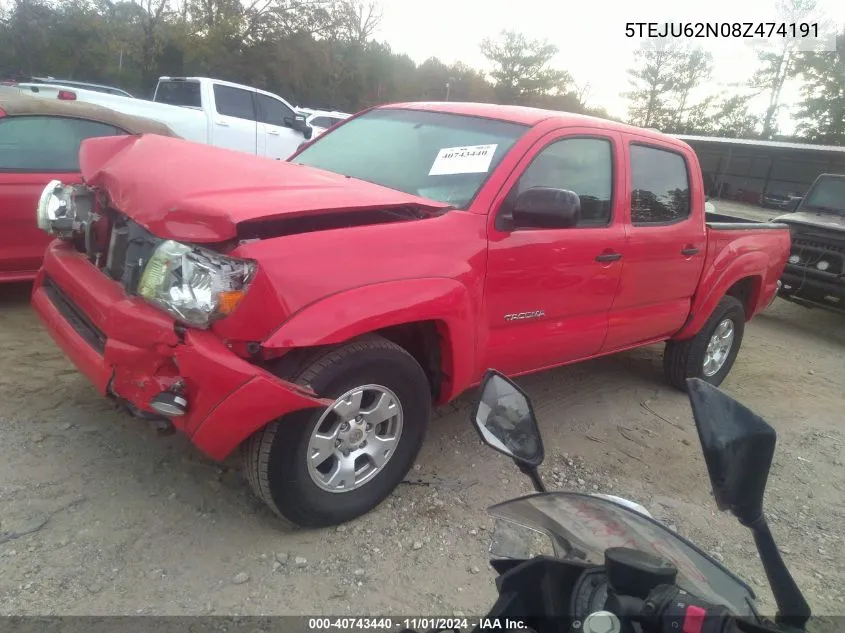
[774,211,845,234]
[79,134,450,242]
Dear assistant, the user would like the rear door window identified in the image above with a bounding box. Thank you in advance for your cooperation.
[213,85,256,121]
[630,145,691,225]
[0,116,126,172]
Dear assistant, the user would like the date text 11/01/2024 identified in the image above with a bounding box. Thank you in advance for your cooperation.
[308,618,529,631]
[625,22,819,38]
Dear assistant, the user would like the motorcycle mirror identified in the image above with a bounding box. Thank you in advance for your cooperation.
[471,370,546,492]
[686,378,774,524]
[686,378,810,628]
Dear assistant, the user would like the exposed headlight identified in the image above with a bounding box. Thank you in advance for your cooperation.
[36,180,94,239]
[37,180,74,237]
[137,240,256,327]
[816,260,830,271]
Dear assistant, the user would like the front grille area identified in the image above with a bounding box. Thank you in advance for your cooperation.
[789,234,845,276]
[79,211,160,294]
[42,275,107,354]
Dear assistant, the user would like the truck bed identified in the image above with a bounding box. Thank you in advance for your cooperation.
[705,210,787,230]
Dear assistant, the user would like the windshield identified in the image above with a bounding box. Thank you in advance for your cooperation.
[802,177,845,215]
[291,108,527,208]
[488,492,756,616]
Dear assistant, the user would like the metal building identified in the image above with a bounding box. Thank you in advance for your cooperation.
[674,135,845,204]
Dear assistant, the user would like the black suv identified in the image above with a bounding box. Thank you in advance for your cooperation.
[775,173,845,313]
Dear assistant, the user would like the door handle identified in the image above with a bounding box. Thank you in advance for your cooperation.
[215,120,229,127]
[595,252,623,263]
[268,129,281,136]
[681,247,700,256]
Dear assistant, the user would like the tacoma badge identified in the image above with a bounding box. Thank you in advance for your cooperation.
[504,310,545,322]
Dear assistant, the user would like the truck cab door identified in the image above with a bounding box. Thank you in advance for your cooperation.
[255,93,307,160]
[483,130,627,376]
[601,138,707,351]
[208,84,258,155]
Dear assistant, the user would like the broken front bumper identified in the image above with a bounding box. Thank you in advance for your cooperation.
[32,241,326,460]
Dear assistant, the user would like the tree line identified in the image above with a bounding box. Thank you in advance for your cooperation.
[1,0,842,145]
[625,0,845,144]
[0,0,601,116]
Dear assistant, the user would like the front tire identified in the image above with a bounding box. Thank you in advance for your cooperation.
[663,296,746,391]
[244,335,431,527]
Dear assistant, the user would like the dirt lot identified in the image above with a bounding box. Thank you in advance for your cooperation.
[1,281,843,620]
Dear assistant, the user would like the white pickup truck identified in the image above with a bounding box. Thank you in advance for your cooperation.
[15,76,311,159]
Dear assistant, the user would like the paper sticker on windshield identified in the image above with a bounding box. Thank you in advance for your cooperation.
[429,144,498,176]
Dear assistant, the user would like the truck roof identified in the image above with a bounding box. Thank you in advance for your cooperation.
[383,102,679,143]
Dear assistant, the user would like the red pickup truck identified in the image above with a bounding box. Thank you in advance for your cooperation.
[31,103,790,527]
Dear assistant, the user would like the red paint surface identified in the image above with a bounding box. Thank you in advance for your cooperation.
[32,104,790,460]
[0,170,79,282]
[79,134,450,243]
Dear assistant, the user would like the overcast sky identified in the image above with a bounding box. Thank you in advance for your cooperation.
[376,0,845,134]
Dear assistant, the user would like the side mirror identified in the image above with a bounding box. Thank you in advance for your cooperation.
[686,378,810,627]
[287,114,313,140]
[512,187,580,230]
[471,370,546,492]
[687,378,774,524]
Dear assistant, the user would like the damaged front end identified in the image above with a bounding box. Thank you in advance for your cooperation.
[31,178,328,460]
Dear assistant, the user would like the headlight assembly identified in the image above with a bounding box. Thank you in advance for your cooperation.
[137,240,256,327]
[36,180,74,237]
[36,180,94,239]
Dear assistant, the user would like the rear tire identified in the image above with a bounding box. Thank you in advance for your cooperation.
[244,335,431,527]
[663,296,746,391]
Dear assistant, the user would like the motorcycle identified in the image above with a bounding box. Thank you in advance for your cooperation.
[463,369,811,633]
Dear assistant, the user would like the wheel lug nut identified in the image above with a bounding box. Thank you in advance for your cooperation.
[360,440,367,448]
[365,423,372,432]
[340,422,349,431]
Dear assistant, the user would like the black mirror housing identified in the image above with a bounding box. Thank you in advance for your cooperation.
[512,187,580,229]
[686,378,776,525]
[471,370,544,468]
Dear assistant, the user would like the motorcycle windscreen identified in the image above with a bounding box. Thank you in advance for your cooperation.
[488,492,756,616]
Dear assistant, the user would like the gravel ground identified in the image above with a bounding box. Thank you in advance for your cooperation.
[1,281,843,622]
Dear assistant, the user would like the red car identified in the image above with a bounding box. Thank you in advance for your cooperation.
[0,93,175,282]
[32,103,790,527]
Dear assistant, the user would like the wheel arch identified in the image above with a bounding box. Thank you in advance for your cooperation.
[261,278,478,404]
[674,252,767,340]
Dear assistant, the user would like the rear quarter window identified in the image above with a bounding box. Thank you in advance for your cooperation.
[0,115,126,172]
[156,80,202,107]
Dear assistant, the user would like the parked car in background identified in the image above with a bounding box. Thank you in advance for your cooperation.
[33,102,789,527]
[151,77,313,157]
[0,94,176,283]
[3,75,134,97]
[18,76,311,159]
[760,190,803,211]
[297,108,351,137]
[774,173,845,313]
